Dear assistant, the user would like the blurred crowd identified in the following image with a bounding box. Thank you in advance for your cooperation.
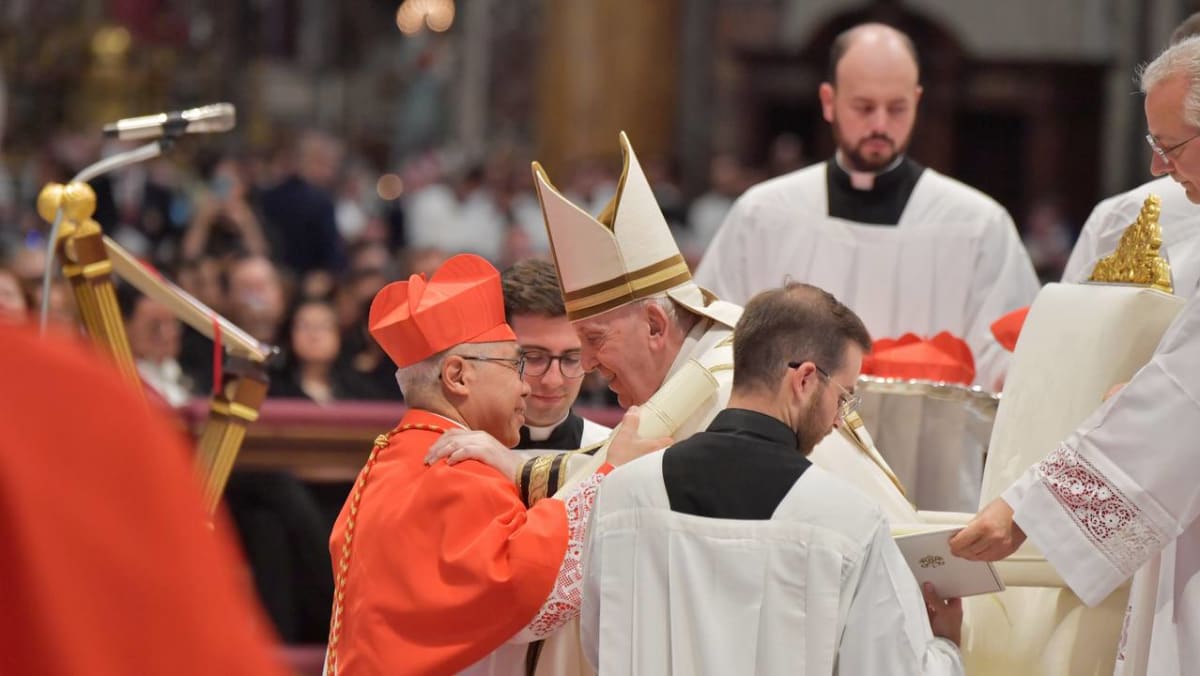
[0,128,818,408]
[0,125,1077,408]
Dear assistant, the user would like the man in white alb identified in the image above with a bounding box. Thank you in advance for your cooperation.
[582,282,963,675]
[694,23,1038,390]
[952,35,1200,676]
[1062,15,1200,298]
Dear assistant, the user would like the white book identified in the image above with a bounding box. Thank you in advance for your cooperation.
[893,526,1005,598]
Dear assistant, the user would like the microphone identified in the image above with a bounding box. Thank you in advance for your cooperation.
[102,103,236,141]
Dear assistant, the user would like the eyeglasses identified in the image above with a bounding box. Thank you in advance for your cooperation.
[521,350,585,379]
[788,361,861,419]
[1145,131,1200,164]
[461,355,526,378]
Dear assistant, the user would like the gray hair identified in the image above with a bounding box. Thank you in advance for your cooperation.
[638,294,698,333]
[393,341,517,401]
[394,350,447,401]
[1139,35,1200,128]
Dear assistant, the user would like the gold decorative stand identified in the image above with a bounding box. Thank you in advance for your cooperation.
[37,177,277,515]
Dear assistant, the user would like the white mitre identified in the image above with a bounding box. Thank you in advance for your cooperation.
[532,131,736,327]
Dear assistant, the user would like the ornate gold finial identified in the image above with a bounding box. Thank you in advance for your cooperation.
[35,181,98,224]
[1088,194,1174,294]
[36,183,65,223]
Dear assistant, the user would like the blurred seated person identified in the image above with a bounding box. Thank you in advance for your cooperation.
[174,255,228,396]
[118,283,194,407]
[338,296,405,401]
[180,151,270,261]
[271,298,378,402]
[176,253,288,394]
[225,254,290,345]
[502,258,610,455]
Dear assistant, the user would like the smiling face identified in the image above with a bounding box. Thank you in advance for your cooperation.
[819,29,922,172]
[448,341,530,447]
[1146,74,1200,203]
[573,302,675,409]
[509,313,585,427]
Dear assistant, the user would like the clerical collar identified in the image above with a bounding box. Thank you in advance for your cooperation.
[826,154,925,226]
[517,411,585,450]
[526,414,569,442]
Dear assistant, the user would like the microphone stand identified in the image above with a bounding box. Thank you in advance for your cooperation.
[35,128,278,515]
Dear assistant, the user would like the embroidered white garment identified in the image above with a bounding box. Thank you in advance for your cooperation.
[1003,287,1200,676]
[460,470,607,676]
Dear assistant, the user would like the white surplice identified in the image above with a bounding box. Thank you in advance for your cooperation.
[694,163,1040,390]
[1002,287,1200,676]
[1062,176,1200,296]
[581,452,962,675]
[525,301,918,676]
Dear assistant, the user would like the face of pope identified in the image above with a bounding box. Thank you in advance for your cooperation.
[573,301,677,409]
[1146,74,1200,204]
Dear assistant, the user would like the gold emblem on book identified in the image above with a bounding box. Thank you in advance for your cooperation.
[919,555,945,569]
[1088,194,1174,294]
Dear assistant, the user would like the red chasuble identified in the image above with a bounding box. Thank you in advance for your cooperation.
[329,408,570,675]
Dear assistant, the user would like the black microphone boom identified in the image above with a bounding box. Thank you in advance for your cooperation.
[102,103,236,141]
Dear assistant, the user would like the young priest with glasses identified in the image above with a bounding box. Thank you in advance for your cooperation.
[502,258,611,456]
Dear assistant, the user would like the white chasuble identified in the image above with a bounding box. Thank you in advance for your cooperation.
[1003,287,1200,676]
[694,164,1039,390]
[1062,176,1200,296]
[582,453,962,675]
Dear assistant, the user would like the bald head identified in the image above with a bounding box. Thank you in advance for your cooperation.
[827,23,919,86]
[819,23,923,172]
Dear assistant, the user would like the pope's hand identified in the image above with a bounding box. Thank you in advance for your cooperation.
[949,497,1027,561]
[425,429,521,481]
[605,406,673,467]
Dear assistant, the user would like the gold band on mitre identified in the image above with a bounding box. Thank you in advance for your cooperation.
[562,254,693,320]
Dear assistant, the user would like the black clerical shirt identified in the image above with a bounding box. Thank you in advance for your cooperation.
[515,411,586,451]
[662,409,811,520]
[826,156,926,226]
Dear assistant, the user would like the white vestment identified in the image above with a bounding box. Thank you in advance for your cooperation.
[1062,176,1200,296]
[694,162,1039,390]
[524,302,916,676]
[582,452,962,675]
[1003,287,1200,676]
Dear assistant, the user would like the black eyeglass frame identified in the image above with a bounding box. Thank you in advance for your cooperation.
[787,360,862,419]
[520,350,586,379]
[460,355,527,378]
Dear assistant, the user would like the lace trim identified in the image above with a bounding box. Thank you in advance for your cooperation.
[518,470,606,640]
[1036,444,1168,577]
[1116,602,1132,666]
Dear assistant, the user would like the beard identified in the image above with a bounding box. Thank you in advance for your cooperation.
[832,118,907,173]
[795,395,834,456]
